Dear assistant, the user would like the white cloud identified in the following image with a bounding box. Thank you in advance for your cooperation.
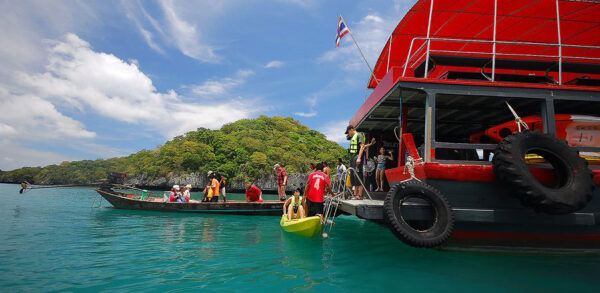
[295,111,317,118]
[123,0,225,62]
[191,70,254,98]
[0,141,74,170]
[320,120,350,144]
[7,33,257,139]
[319,13,397,72]
[0,90,96,140]
[265,60,285,69]
[158,0,220,62]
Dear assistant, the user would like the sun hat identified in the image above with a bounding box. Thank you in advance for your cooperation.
[186,184,192,189]
[273,164,280,170]
[173,185,180,191]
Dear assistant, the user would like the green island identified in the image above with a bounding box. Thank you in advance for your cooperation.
[0,116,348,187]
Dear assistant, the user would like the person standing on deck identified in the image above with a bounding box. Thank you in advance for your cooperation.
[274,164,288,201]
[375,148,394,192]
[208,173,220,202]
[345,125,374,200]
[208,171,227,203]
[335,158,347,192]
[303,163,335,217]
[323,161,332,180]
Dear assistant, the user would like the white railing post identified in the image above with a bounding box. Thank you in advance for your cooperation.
[556,0,562,85]
[492,0,498,82]
[403,38,416,77]
[424,0,434,78]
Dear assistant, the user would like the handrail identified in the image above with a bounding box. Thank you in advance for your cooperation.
[401,37,600,84]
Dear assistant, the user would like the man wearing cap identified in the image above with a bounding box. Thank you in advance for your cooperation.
[345,125,366,199]
[208,171,227,202]
[274,164,287,201]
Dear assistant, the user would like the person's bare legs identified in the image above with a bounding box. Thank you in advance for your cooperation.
[375,170,381,191]
[287,204,294,220]
[379,170,386,191]
[298,206,305,218]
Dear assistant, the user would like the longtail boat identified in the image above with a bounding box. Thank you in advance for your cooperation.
[96,188,284,215]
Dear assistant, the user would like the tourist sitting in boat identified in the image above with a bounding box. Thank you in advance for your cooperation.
[183,184,192,202]
[283,188,305,220]
[202,184,212,202]
[169,185,181,202]
[245,183,264,202]
[375,148,393,192]
[303,163,335,217]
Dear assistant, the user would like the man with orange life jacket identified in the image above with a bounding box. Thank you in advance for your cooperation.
[208,171,227,202]
[206,172,220,202]
[302,163,335,217]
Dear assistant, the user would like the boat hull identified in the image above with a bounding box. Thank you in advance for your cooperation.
[96,189,284,216]
[280,215,323,238]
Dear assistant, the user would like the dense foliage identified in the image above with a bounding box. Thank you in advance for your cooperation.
[0,116,348,184]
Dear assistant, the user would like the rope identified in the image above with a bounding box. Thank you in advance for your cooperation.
[505,101,529,132]
[402,156,423,182]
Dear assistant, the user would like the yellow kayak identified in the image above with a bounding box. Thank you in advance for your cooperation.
[280,215,323,238]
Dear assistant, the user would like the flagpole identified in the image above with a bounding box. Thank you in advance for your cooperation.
[341,15,379,85]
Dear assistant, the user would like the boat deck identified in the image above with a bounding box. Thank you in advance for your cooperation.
[337,191,599,226]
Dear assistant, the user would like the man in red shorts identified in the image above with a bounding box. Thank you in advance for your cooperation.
[303,163,336,217]
[245,183,264,202]
[274,163,287,201]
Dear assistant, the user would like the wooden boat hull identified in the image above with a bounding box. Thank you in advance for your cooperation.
[96,189,284,215]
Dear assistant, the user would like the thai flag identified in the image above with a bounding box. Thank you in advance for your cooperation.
[336,16,349,47]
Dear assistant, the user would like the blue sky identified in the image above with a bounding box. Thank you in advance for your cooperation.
[0,0,415,170]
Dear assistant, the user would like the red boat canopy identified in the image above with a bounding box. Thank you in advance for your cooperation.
[368,0,600,88]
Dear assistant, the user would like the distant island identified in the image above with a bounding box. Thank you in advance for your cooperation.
[0,116,348,192]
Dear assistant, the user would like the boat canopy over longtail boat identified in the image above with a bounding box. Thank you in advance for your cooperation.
[339,0,600,251]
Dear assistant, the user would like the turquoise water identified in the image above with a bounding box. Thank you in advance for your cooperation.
[0,183,598,292]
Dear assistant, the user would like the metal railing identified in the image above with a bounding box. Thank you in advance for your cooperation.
[400,37,600,84]
[392,0,600,85]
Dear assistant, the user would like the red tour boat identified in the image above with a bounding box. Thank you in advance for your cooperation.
[344,0,600,251]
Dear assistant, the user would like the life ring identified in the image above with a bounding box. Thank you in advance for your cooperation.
[493,130,594,214]
[383,181,454,248]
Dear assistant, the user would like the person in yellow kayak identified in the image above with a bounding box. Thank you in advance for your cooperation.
[283,188,306,220]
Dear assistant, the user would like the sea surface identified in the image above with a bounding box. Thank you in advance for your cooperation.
[0,183,598,292]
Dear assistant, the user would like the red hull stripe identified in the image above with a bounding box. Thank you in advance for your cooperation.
[452,230,600,242]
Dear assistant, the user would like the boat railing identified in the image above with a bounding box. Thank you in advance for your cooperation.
[391,0,600,85]
[401,37,600,85]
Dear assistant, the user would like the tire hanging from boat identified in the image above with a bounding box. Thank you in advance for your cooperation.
[492,130,594,214]
[383,180,454,248]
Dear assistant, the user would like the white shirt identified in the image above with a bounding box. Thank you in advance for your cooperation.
[336,164,347,180]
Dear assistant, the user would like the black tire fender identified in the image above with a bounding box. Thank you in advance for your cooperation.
[492,130,594,214]
[384,180,454,248]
